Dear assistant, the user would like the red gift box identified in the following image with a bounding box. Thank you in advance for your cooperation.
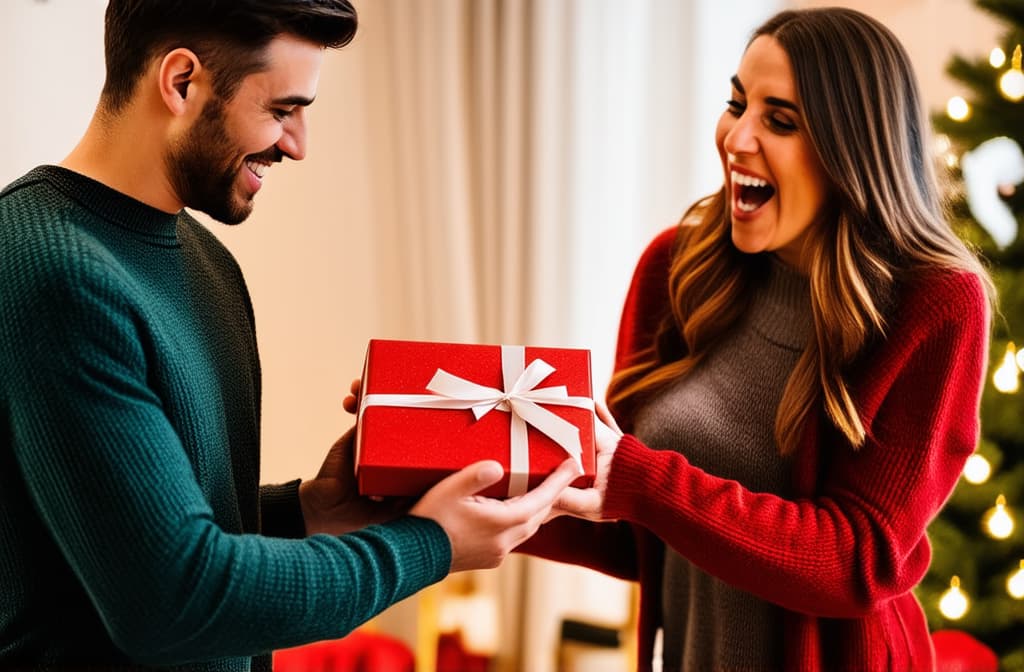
[355,339,596,498]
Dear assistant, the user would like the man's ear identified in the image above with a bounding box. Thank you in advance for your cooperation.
[158,48,205,116]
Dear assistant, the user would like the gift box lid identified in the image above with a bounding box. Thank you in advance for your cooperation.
[355,339,596,498]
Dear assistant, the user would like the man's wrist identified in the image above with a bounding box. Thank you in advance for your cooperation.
[261,479,307,538]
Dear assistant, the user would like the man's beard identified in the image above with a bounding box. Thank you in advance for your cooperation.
[166,97,269,225]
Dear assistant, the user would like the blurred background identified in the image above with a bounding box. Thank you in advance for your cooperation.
[3,1,1019,671]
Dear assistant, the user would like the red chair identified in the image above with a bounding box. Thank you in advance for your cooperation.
[931,630,998,672]
[273,629,415,672]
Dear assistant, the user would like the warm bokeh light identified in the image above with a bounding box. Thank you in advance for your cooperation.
[984,495,1015,540]
[946,96,971,121]
[963,454,992,484]
[994,343,1021,393]
[1009,560,1024,600]
[990,46,1007,68]
[939,576,970,619]
[999,68,1024,101]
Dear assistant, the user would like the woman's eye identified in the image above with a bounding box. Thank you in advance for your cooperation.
[272,108,294,121]
[726,99,745,116]
[768,115,797,132]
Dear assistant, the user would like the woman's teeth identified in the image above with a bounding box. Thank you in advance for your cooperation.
[731,170,775,212]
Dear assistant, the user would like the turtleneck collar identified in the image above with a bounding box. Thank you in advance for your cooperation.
[746,254,813,352]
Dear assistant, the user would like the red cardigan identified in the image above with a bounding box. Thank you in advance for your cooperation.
[520,226,989,671]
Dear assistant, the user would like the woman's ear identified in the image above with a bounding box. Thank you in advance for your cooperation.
[158,48,204,116]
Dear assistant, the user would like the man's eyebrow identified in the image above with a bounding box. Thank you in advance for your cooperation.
[272,95,316,107]
[731,75,799,112]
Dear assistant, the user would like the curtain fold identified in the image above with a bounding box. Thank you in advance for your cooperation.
[352,2,779,670]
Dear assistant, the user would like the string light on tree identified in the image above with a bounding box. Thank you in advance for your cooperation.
[998,45,1024,101]
[923,2,1024,662]
[983,495,1015,539]
[963,453,992,484]
[946,95,971,121]
[934,134,959,169]
[939,576,970,619]
[1009,561,1024,600]
[990,46,1007,68]
[993,342,1021,393]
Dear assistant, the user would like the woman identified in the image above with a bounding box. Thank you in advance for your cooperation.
[523,7,993,671]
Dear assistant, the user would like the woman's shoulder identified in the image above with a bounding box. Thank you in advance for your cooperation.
[630,225,685,284]
[883,267,990,352]
[897,267,988,320]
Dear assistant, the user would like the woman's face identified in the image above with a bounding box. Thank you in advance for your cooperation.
[715,35,830,270]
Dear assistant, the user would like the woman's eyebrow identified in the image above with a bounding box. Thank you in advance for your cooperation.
[732,75,799,112]
[765,96,798,112]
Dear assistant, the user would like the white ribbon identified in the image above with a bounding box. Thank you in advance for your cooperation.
[359,345,592,496]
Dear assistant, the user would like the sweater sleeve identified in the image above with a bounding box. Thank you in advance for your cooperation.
[1,231,451,664]
[603,271,990,618]
[259,480,307,539]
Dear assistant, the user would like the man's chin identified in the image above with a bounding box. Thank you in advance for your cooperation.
[197,196,254,225]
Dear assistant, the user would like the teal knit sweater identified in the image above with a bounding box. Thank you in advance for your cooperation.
[0,166,450,671]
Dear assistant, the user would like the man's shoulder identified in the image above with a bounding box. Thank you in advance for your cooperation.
[0,166,64,209]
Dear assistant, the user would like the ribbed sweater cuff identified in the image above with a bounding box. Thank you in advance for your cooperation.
[388,515,452,588]
[603,434,650,522]
[259,479,306,538]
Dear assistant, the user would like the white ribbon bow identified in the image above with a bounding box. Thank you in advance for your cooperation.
[359,345,592,496]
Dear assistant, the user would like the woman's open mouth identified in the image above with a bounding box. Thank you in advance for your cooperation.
[731,169,776,213]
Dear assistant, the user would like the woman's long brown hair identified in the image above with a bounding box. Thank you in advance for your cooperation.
[607,8,994,455]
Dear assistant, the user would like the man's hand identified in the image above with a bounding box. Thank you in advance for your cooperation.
[342,377,360,415]
[298,427,412,536]
[411,458,580,572]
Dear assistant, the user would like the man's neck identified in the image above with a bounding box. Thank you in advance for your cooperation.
[61,106,184,215]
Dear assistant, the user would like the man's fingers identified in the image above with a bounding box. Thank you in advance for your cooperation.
[507,459,578,515]
[342,379,363,415]
[432,459,504,498]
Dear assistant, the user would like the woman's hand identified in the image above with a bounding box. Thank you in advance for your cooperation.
[547,402,622,522]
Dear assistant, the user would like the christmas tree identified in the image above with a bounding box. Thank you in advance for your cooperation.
[914,1,1024,669]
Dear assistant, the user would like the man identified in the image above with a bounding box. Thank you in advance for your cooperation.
[0,2,578,669]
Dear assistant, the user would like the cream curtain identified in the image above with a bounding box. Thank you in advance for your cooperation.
[348,1,777,670]
[357,0,533,344]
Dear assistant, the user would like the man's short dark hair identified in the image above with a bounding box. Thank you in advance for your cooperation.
[100,0,358,113]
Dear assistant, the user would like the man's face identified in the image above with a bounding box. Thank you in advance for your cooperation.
[166,34,324,224]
